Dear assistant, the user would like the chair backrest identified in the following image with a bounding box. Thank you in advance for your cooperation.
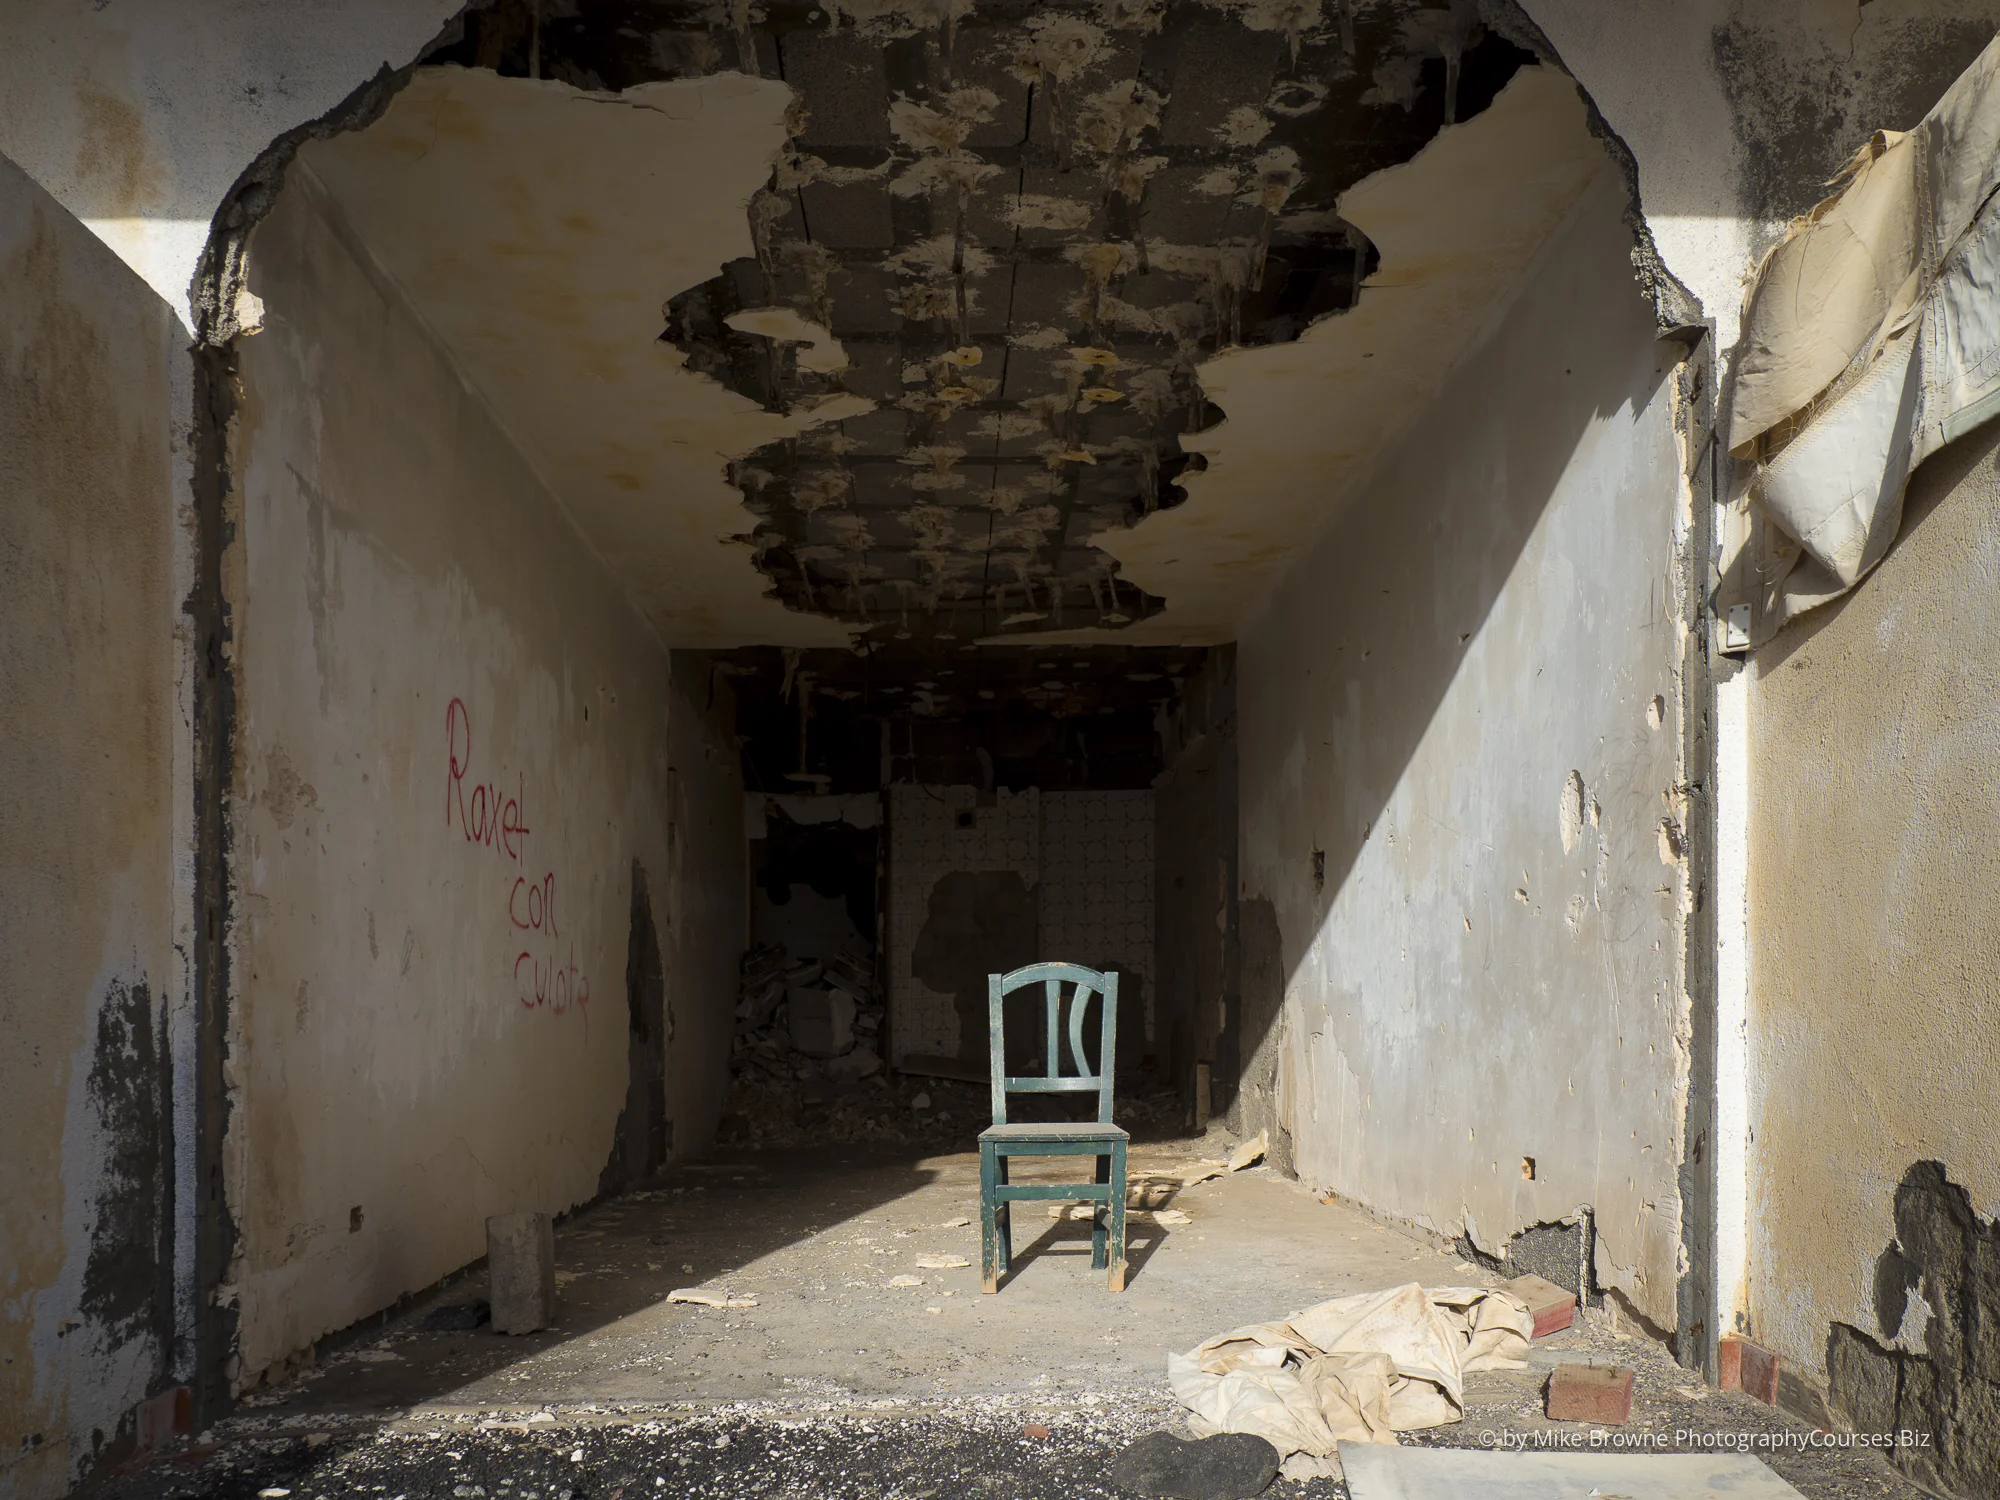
[987,962,1118,1126]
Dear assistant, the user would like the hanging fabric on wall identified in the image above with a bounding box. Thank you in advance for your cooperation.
[1733,34,2000,633]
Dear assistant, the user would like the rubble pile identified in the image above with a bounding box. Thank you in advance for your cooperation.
[731,940,885,1088]
[718,1071,992,1150]
[721,942,1194,1149]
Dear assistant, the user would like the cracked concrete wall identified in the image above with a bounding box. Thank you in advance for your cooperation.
[1747,420,2000,1488]
[220,160,740,1388]
[0,152,181,1500]
[1235,165,1692,1332]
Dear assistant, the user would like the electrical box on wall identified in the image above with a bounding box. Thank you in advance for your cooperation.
[1722,603,1752,653]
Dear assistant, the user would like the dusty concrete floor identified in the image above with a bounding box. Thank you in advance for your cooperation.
[97,1137,1930,1500]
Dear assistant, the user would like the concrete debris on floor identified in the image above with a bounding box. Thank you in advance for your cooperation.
[665,1289,760,1309]
[91,1142,1931,1500]
[96,1401,1274,1500]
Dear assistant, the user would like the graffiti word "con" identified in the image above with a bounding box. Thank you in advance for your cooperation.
[509,872,560,938]
[445,697,530,860]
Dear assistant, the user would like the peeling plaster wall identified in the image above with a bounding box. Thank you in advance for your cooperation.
[1235,167,1691,1330]
[887,786,1042,1063]
[221,162,740,1385]
[885,787,1156,1066]
[0,153,179,1499]
[1746,423,2000,1428]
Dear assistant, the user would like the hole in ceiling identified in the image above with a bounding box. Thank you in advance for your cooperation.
[433,0,1533,644]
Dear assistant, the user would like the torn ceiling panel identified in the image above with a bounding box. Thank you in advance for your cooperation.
[295,66,859,647]
[1034,64,1617,645]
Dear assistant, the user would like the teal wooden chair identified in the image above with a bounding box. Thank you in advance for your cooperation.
[978,962,1127,1293]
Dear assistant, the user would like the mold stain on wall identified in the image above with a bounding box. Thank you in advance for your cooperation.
[0,152,180,1495]
[1827,1162,2000,1494]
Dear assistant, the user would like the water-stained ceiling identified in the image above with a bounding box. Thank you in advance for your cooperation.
[294,1,1611,654]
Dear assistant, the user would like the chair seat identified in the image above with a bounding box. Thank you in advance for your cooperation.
[979,1121,1128,1143]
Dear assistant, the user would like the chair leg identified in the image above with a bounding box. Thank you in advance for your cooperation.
[979,1143,999,1294]
[996,1153,1012,1274]
[1108,1138,1128,1293]
[1091,1152,1110,1269]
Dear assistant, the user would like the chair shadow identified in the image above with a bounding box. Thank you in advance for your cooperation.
[993,1215,1169,1290]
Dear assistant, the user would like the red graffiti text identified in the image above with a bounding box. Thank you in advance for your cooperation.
[447,696,587,1024]
[509,872,560,937]
[515,947,590,1015]
[445,697,530,860]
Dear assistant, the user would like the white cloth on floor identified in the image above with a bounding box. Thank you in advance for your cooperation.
[1167,1283,1533,1476]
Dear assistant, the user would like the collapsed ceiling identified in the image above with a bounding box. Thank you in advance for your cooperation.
[650,0,1535,645]
[291,0,1616,657]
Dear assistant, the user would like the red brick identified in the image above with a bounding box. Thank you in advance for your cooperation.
[133,1386,191,1456]
[1500,1272,1577,1337]
[1720,1335,1780,1406]
[1546,1363,1634,1424]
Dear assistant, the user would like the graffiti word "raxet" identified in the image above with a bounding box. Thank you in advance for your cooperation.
[445,697,530,857]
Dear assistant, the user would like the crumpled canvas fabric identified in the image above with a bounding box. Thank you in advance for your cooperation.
[1733,34,2000,631]
[1167,1283,1533,1480]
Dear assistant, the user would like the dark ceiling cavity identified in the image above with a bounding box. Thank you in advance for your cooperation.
[433,0,1532,644]
[722,641,1210,794]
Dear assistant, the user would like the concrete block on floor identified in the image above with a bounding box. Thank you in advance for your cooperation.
[1546,1362,1634,1424]
[1719,1334,1780,1406]
[1500,1271,1576,1337]
[487,1211,555,1334]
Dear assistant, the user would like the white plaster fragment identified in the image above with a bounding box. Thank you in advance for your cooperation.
[1559,770,1586,854]
[725,307,852,373]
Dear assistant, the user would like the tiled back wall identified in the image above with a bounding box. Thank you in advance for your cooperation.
[886,786,1154,1064]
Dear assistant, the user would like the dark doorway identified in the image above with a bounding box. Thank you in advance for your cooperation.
[600,861,667,1193]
